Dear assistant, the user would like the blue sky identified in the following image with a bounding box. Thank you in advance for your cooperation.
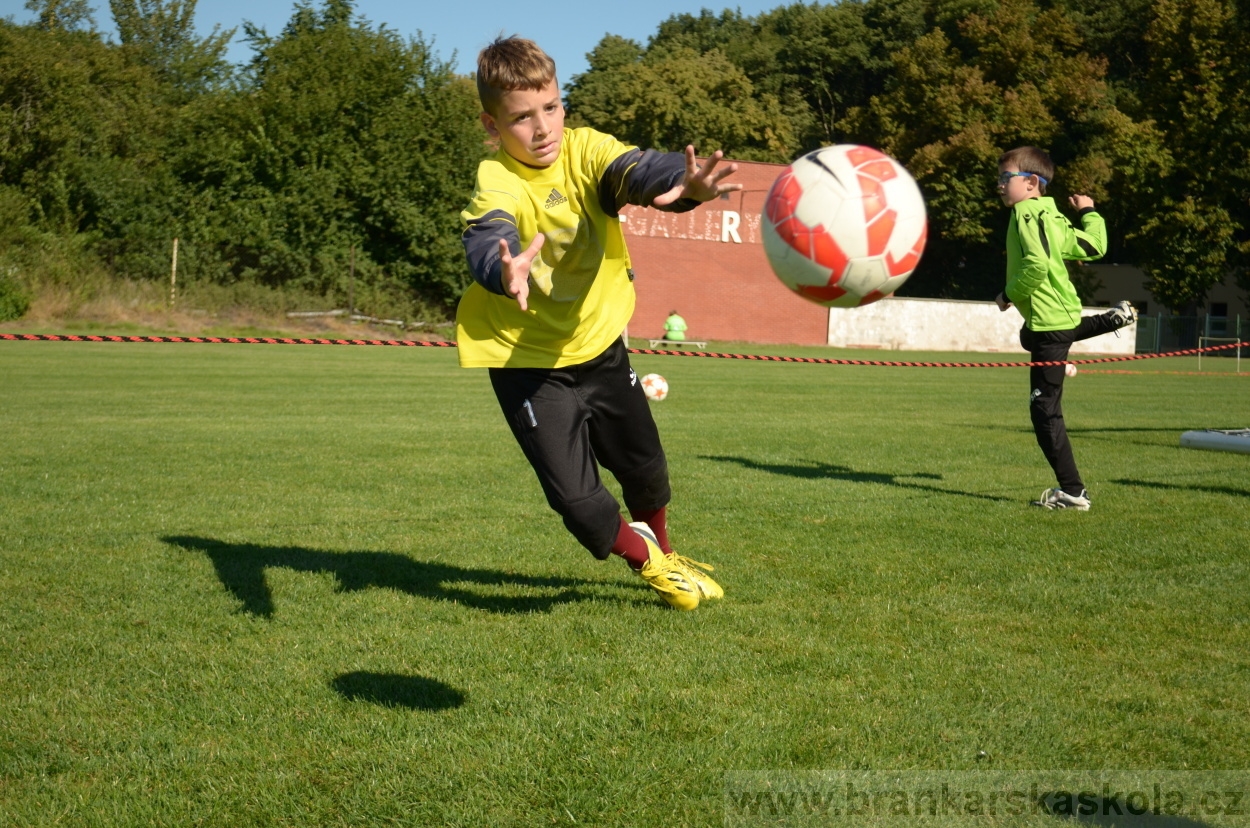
[0,0,785,81]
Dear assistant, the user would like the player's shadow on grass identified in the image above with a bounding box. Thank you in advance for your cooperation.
[164,535,619,618]
[1111,478,1250,499]
[701,456,1009,502]
[330,671,465,712]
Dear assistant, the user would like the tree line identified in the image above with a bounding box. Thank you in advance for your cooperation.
[1,0,482,321]
[1,0,1246,322]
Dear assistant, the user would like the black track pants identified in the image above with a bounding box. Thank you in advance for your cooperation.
[1019,311,1124,494]
[488,339,670,559]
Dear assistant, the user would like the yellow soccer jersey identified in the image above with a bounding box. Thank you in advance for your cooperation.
[455,128,638,368]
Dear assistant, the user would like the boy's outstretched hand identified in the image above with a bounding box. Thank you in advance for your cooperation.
[653,146,743,207]
[499,234,545,312]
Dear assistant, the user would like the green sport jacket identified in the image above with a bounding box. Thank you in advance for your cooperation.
[1004,196,1107,332]
[664,313,688,339]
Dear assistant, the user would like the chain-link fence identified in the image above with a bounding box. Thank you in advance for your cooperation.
[1135,314,1244,353]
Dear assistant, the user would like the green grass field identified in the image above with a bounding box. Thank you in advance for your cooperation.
[2,338,1248,826]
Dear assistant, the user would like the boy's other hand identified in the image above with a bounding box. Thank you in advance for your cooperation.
[995,292,1012,312]
[653,145,743,207]
[500,234,545,312]
[1069,194,1094,211]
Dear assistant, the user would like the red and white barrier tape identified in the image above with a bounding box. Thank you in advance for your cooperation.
[2,332,1245,368]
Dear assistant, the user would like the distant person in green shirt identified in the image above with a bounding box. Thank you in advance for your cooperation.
[663,310,688,342]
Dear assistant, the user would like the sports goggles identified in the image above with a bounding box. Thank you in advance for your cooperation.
[998,171,1049,187]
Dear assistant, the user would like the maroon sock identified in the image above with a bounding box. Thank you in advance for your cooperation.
[629,506,671,553]
[610,516,652,570]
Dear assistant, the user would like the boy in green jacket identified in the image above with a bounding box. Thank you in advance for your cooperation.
[994,146,1135,511]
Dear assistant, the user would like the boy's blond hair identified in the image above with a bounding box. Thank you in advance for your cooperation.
[999,146,1055,193]
[476,36,556,116]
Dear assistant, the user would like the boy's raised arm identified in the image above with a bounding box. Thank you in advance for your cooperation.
[1065,194,1107,261]
[599,145,742,216]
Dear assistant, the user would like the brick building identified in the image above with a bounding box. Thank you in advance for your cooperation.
[621,158,829,346]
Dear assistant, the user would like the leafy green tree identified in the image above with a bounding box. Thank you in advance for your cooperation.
[648,7,758,57]
[109,0,234,95]
[628,1,931,155]
[1,0,483,314]
[0,20,161,237]
[1135,197,1238,310]
[565,35,645,127]
[567,9,812,161]
[755,0,928,151]
[851,0,1166,298]
[1128,0,1248,310]
[172,0,483,307]
[24,0,95,32]
[0,17,184,300]
[568,44,791,161]
[1057,0,1155,92]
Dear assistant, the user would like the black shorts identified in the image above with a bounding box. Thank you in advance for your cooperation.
[488,338,670,558]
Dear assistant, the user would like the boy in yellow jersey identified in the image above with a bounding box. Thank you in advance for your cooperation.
[456,36,739,610]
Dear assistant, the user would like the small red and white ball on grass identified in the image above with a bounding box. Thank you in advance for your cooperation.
[641,373,668,402]
[1065,363,1078,377]
[762,144,927,307]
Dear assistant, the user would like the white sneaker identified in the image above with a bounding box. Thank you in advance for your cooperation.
[1031,488,1091,511]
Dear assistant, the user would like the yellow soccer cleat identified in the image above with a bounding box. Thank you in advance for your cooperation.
[629,522,700,611]
[670,552,724,600]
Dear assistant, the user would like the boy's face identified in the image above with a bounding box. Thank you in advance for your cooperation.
[997,164,1042,207]
[481,79,565,168]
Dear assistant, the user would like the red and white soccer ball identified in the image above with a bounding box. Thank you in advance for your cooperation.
[762,145,927,307]
[641,373,669,402]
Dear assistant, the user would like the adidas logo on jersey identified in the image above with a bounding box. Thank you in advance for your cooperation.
[544,188,567,209]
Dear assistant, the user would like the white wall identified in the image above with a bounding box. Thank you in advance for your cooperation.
[827,296,1137,355]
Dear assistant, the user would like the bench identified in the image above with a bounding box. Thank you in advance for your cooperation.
[648,339,706,350]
